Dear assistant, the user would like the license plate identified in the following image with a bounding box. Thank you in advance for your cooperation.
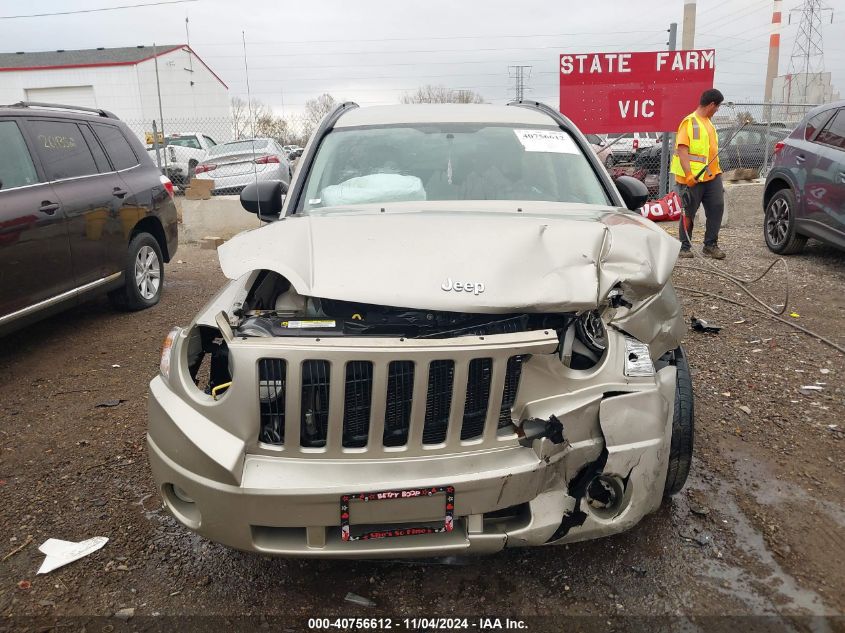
[340,485,455,542]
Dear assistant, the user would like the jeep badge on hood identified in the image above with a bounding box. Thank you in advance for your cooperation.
[441,278,485,295]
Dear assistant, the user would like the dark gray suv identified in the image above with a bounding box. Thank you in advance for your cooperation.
[763,101,845,254]
[0,102,178,334]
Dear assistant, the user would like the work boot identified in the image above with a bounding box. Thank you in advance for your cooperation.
[702,244,726,260]
[678,249,694,259]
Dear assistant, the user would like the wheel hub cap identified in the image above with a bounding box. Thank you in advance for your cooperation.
[766,198,789,245]
[134,245,161,300]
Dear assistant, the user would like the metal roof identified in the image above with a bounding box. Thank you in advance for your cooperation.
[0,45,183,70]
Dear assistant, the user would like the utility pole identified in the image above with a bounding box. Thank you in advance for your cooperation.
[682,0,696,49]
[785,0,833,104]
[153,42,168,173]
[508,65,532,101]
[659,23,677,198]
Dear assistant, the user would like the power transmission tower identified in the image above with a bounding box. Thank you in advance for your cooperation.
[784,0,834,103]
[508,65,532,101]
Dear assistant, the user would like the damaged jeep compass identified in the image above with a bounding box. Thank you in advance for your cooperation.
[148,101,693,557]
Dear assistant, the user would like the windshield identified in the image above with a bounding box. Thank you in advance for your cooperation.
[207,139,270,156]
[300,124,610,211]
[165,136,201,149]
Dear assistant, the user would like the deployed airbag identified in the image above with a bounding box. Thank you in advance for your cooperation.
[321,174,426,206]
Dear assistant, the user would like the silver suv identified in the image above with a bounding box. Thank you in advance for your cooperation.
[148,101,692,557]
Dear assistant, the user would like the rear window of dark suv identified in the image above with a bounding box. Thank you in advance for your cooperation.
[93,123,139,171]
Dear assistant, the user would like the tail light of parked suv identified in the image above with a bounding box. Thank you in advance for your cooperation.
[632,138,639,151]
[160,175,175,199]
[773,141,785,157]
[254,155,281,164]
[195,163,217,174]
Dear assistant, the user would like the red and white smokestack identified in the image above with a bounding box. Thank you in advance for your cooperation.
[765,0,783,102]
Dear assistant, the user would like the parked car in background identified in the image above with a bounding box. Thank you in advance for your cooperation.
[604,132,659,166]
[716,124,790,172]
[763,100,845,254]
[0,102,178,335]
[146,132,217,191]
[193,138,291,195]
[634,139,664,175]
[148,101,694,559]
[585,133,612,167]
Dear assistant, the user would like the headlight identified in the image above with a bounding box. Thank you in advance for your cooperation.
[575,310,607,354]
[160,327,181,379]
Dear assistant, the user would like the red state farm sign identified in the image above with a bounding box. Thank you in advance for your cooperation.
[559,50,715,134]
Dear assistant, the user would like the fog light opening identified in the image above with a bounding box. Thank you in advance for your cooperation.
[585,475,625,518]
[163,483,201,529]
[172,484,195,504]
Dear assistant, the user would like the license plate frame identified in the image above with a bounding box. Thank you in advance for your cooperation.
[340,485,455,542]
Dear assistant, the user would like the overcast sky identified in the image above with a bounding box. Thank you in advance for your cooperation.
[1,0,843,117]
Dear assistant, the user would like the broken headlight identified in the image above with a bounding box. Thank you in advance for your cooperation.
[575,310,607,354]
[561,311,608,370]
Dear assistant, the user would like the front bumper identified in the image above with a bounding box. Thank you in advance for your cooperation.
[147,330,677,558]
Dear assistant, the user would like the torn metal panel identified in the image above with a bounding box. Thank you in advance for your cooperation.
[609,282,686,359]
[217,202,681,314]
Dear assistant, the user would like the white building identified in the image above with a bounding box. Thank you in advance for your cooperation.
[0,44,231,140]
[772,72,841,105]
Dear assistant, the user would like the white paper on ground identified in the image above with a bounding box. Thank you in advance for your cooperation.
[37,536,108,574]
[513,129,579,154]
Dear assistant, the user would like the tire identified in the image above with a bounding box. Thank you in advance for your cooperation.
[764,188,807,255]
[664,346,694,496]
[108,232,164,311]
[187,160,197,182]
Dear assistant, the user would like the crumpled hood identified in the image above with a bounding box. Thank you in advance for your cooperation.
[218,205,680,313]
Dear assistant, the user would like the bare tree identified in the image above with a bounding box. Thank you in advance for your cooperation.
[231,96,249,139]
[232,96,291,143]
[302,93,337,139]
[400,84,485,104]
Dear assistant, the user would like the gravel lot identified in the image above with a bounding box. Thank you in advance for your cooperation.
[1,187,843,630]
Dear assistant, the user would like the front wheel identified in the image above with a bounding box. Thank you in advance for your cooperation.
[664,346,694,496]
[108,232,164,311]
[764,188,806,254]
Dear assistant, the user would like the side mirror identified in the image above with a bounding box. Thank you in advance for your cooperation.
[240,180,288,221]
[614,175,649,211]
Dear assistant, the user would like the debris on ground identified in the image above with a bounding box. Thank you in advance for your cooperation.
[37,536,108,574]
[630,565,647,577]
[738,405,752,415]
[799,385,824,395]
[95,399,126,408]
[17,580,31,590]
[3,535,33,561]
[344,592,376,607]
[691,316,722,333]
[114,607,135,620]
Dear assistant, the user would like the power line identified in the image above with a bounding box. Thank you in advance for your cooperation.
[201,42,657,59]
[0,0,198,19]
[195,30,665,48]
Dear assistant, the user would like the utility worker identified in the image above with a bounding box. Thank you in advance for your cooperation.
[671,88,726,259]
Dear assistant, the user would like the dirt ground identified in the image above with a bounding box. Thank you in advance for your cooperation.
[1,187,844,631]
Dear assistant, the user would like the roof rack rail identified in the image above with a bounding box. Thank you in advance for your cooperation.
[8,101,118,119]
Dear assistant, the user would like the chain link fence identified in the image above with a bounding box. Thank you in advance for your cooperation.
[120,102,819,197]
[121,116,311,192]
[602,102,819,199]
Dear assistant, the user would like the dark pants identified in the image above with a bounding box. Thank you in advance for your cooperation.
[676,174,724,250]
